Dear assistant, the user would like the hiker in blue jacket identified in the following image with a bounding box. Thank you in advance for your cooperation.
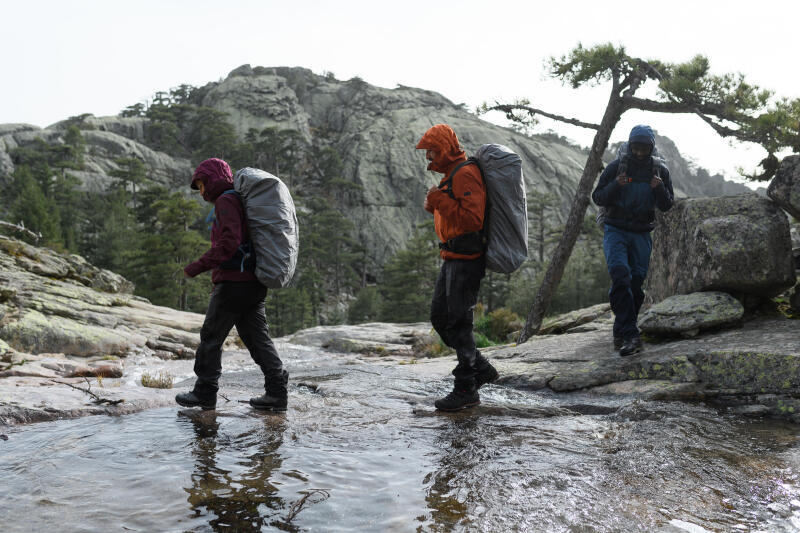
[592,125,674,356]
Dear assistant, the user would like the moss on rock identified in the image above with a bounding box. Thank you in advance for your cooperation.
[0,310,133,357]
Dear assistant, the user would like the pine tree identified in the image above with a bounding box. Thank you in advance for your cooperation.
[488,43,800,340]
[10,167,61,246]
[379,222,440,323]
[127,190,209,311]
[110,157,147,210]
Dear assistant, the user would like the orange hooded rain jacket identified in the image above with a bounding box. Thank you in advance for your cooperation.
[417,124,486,260]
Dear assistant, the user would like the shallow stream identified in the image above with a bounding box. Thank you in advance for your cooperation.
[2,344,799,532]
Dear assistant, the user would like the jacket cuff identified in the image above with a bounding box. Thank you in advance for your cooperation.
[184,262,203,278]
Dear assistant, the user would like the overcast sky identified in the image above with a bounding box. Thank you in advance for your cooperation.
[3,0,798,187]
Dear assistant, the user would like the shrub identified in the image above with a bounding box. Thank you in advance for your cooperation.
[140,370,174,389]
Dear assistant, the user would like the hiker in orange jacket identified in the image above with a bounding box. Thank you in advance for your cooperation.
[417,124,499,411]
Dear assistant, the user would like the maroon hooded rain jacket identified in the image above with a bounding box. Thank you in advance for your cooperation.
[184,158,257,284]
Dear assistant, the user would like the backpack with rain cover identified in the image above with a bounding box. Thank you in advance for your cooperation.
[440,144,528,273]
[233,167,299,288]
[595,142,667,226]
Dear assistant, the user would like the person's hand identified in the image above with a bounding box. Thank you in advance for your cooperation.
[616,174,630,186]
[650,175,663,189]
[183,270,191,279]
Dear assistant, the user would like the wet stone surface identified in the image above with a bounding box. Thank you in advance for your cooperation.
[1,343,800,532]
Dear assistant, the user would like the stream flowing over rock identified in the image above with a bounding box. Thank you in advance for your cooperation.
[646,194,795,304]
[0,236,242,424]
[1,233,799,426]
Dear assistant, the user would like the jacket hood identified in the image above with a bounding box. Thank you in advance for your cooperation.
[192,158,234,202]
[629,124,655,147]
[416,124,466,173]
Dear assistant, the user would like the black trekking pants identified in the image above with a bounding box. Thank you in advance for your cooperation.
[193,281,282,399]
[430,258,485,386]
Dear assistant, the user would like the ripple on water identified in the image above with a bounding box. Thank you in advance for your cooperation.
[1,350,799,532]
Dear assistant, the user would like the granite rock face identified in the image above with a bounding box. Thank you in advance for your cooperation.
[0,66,754,273]
[0,121,191,192]
[638,291,744,337]
[767,155,800,220]
[0,235,240,360]
[646,195,795,304]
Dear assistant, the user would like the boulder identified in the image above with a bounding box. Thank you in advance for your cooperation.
[646,195,795,304]
[288,322,431,355]
[767,155,800,220]
[0,310,134,357]
[638,291,744,337]
[539,303,611,335]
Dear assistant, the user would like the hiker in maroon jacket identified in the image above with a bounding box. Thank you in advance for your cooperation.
[175,158,288,412]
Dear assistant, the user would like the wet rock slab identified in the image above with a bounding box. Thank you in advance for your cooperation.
[490,315,800,422]
[288,322,431,356]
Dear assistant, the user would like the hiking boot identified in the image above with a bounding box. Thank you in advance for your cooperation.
[175,391,216,411]
[435,389,480,411]
[613,336,624,351]
[249,393,287,412]
[250,370,288,412]
[475,362,499,388]
[474,351,499,388]
[435,380,480,412]
[619,336,643,357]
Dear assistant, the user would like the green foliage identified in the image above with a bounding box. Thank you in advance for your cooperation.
[473,305,523,344]
[473,331,495,349]
[500,215,608,318]
[125,189,210,311]
[379,222,440,323]
[110,157,147,209]
[531,42,800,181]
[549,42,635,88]
[10,167,61,246]
[187,107,238,162]
[265,287,314,337]
[527,190,560,264]
[348,286,383,324]
[84,189,137,273]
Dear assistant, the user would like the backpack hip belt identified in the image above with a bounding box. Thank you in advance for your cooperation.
[439,230,486,255]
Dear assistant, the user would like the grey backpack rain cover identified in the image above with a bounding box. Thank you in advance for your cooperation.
[473,144,528,273]
[233,167,299,288]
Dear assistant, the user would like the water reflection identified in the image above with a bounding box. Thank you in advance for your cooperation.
[180,410,293,531]
[423,414,485,531]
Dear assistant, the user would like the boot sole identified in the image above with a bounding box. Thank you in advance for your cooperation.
[619,346,643,357]
[435,400,480,412]
[249,402,287,412]
[175,399,216,411]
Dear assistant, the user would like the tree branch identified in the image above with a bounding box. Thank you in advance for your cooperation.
[0,220,42,242]
[693,112,764,145]
[487,104,600,130]
[623,96,764,144]
[51,379,125,406]
[621,74,644,99]
[623,96,697,113]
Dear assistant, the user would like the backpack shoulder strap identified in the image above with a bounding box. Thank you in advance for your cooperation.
[439,159,478,199]
[616,155,629,177]
[649,156,668,179]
